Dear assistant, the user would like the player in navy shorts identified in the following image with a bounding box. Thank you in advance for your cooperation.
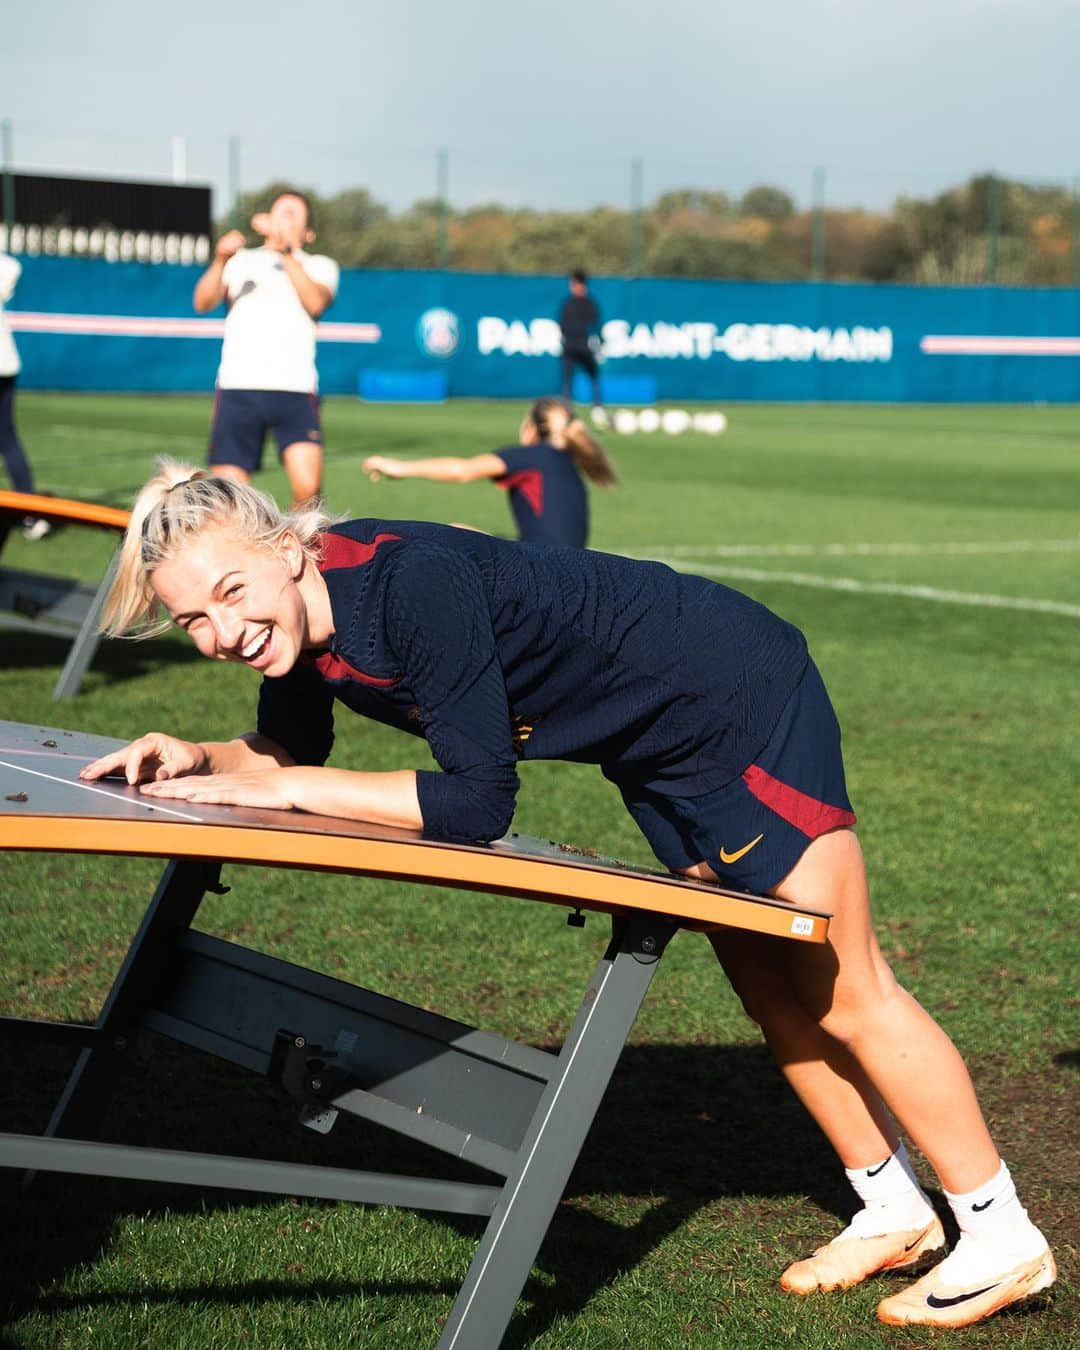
[362,397,616,547]
[194,190,339,505]
[84,463,1056,1330]
[208,388,323,481]
[622,658,855,896]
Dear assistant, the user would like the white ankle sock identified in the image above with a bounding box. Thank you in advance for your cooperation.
[944,1160,1046,1257]
[844,1143,935,1233]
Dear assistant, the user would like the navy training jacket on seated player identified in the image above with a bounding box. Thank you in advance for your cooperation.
[256,520,809,845]
[493,441,588,547]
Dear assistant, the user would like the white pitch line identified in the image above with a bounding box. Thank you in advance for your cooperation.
[44,424,207,447]
[0,759,205,822]
[638,561,1080,620]
[630,538,1080,560]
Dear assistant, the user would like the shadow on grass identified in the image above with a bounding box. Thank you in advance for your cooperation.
[24,1276,464,1315]
[0,629,201,685]
[3,1031,1074,1342]
[0,1034,843,1342]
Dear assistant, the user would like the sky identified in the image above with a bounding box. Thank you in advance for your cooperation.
[4,1,1079,220]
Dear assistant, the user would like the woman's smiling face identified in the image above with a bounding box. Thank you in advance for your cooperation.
[151,525,311,678]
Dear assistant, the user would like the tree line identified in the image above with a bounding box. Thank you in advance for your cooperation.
[220,175,1079,286]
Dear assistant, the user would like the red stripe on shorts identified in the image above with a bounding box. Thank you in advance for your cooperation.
[741,764,856,838]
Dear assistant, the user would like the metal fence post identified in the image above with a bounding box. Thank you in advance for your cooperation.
[170,136,187,185]
[1,119,14,238]
[227,136,241,215]
[436,146,449,269]
[811,166,826,281]
[629,156,644,275]
[986,173,1000,284]
[1071,176,1080,288]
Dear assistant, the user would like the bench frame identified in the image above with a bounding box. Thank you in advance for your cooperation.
[0,727,830,1348]
[0,490,129,698]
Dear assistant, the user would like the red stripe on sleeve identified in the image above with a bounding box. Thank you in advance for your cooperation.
[312,649,400,688]
[319,531,402,571]
[313,531,403,686]
[497,469,544,516]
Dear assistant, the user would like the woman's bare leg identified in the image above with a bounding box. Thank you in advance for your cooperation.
[709,926,900,1170]
[741,828,998,1191]
[683,827,1053,1321]
[281,440,322,506]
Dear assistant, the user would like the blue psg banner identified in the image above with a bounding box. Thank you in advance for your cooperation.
[10,255,1080,402]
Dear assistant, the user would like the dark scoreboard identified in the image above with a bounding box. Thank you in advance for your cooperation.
[2,171,211,236]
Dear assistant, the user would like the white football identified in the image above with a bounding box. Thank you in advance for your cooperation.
[661,408,691,435]
[613,408,638,434]
[637,408,662,433]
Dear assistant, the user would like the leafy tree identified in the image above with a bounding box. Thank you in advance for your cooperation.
[216,181,323,242]
[214,173,1079,286]
[644,229,794,280]
[739,185,795,222]
[859,220,918,282]
[649,189,731,223]
[317,189,389,265]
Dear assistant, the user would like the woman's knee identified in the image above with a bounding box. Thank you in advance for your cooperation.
[712,941,803,1030]
[809,966,906,1047]
[732,977,788,1029]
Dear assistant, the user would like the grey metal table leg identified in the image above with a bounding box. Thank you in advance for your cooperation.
[52,548,119,699]
[436,912,676,1350]
[33,859,212,1158]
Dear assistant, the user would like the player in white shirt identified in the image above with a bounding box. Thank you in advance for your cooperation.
[194,191,339,505]
[0,252,50,539]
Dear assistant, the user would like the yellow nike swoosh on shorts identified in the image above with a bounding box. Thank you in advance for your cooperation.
[719,833,764,865]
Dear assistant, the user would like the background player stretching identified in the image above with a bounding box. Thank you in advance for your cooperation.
[362,396,616,547]
[194,191,339,505]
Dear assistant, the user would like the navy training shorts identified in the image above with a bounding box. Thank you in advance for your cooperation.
[621,657,857,894]
[208,388,322,473]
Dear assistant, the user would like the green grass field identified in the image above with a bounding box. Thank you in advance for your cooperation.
[1,394,1078,1347]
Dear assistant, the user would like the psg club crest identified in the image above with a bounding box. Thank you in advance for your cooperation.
[417,308,460,358]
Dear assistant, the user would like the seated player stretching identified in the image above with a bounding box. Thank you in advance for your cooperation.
[362,396,616,548]
[83,462,1056,1329]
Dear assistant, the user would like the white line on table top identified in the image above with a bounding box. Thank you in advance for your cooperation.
[0,759,205,823]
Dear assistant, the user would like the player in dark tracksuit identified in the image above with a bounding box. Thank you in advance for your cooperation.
[559,270,602,408]
[363,396,617,548]
[254,519,828,877]
[87,466,1057,1329]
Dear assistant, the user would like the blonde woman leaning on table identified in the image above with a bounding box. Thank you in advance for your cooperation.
[82,461,1055,1329]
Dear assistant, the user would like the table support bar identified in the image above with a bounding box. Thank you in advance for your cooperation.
[0,1133,499,1216]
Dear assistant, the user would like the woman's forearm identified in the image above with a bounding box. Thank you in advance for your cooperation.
[397,457,471,481]
[193,258,228,312]
[365,454,506,484]
[203,733,296,773]
[282,766,423,828]
[137,761,424,830]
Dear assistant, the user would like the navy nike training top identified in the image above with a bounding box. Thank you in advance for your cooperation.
[256,520,808,848]
[493,442,588,547]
